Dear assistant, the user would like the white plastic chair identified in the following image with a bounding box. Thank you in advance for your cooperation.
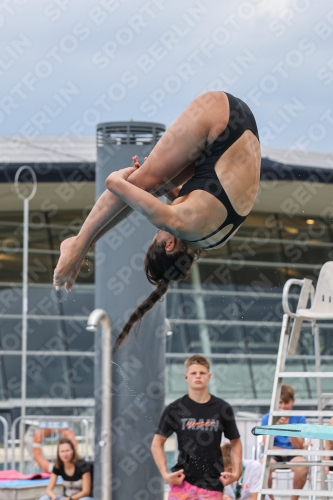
[283,261,333,321]
[297,262,333,320]
[282,261,333,356]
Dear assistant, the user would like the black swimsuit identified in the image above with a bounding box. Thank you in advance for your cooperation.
[177,92,260,249]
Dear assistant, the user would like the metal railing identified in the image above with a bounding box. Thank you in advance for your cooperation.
[86,309,112,500]
[10,415,94,471]
[0,415,9,470]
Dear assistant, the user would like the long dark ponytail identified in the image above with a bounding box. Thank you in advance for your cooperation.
[113,238,200,352]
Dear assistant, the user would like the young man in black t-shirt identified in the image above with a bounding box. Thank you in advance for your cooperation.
[151,354,242,499]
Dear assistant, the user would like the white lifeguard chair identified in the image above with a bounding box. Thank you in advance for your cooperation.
[259,262,333,499]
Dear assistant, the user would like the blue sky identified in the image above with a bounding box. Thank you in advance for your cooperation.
[1,0,332,152]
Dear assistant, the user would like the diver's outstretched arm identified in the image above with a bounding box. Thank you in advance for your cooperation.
[88,184,181,248]
[53,172,183,290]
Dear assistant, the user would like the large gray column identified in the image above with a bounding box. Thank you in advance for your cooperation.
[94,122,166,500]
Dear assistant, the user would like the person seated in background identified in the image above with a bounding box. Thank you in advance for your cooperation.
[40,437,93,500]
[324,416,333,474]
[261,384,308,500]
[221,442,269,500]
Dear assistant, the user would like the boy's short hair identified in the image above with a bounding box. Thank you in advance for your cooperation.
[184,355,210,371]
[281,384,295,402]
[221,443,232,468]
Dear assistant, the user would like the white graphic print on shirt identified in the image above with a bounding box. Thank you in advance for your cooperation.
[181,418,220,431]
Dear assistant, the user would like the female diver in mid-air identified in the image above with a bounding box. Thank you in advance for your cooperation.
[53,91,261,350]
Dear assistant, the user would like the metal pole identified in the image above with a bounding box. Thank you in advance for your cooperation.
[19,197,29,472]
[14,166,37,472]
[87,309,112,500]
[190,266,218,394]
[82,418,89,460]
[313,323,326,497]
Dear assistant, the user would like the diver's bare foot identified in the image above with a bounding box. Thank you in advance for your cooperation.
[53,236,87,291]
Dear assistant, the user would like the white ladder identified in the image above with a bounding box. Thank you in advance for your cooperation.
[259,262,333,499]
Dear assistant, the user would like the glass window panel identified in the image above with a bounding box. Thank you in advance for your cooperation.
[197,262,286,289]
[166,323,322,356]
[278,215,332,243]
[167,293,236,321]
[236,296,282,323]
[167,292,284,323]
[27,253,54,284]
[0,355,21,399]
[211,358,256,400]
[27,319,94,351]
[0,286,23,314]
[27,286,94,317]
[235,213,332,245]
[26,355,94,399]
[165,359,254,401]
[283,359,328,399]
[0,210,88,226]
[47,211,90,225]
[26,253,94,285]
[282,245,329,267]
[321,359,333,382]
[320,329,333,356]
[28,227,50,250]
[165,357,333,403]
[0,222,23,248]
[229,240,284,263]
[0,253,23,283]
[23,406,94,416]
[233,213,273,239]
[166,323,199,353]
[201,244,229,260]
[0,210,95,284]
[196,263,234,287]
[166,323,272,354]
[0,214,21,223]
[0,286,94,316]
[246,358,277,400]
[75,257,95,285]
[0,319,22,350]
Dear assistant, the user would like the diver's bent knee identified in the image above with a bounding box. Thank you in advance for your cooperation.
[105,172,116,190]
[105,171,129,191]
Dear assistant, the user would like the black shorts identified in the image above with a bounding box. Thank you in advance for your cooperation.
[272,455,296,463]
